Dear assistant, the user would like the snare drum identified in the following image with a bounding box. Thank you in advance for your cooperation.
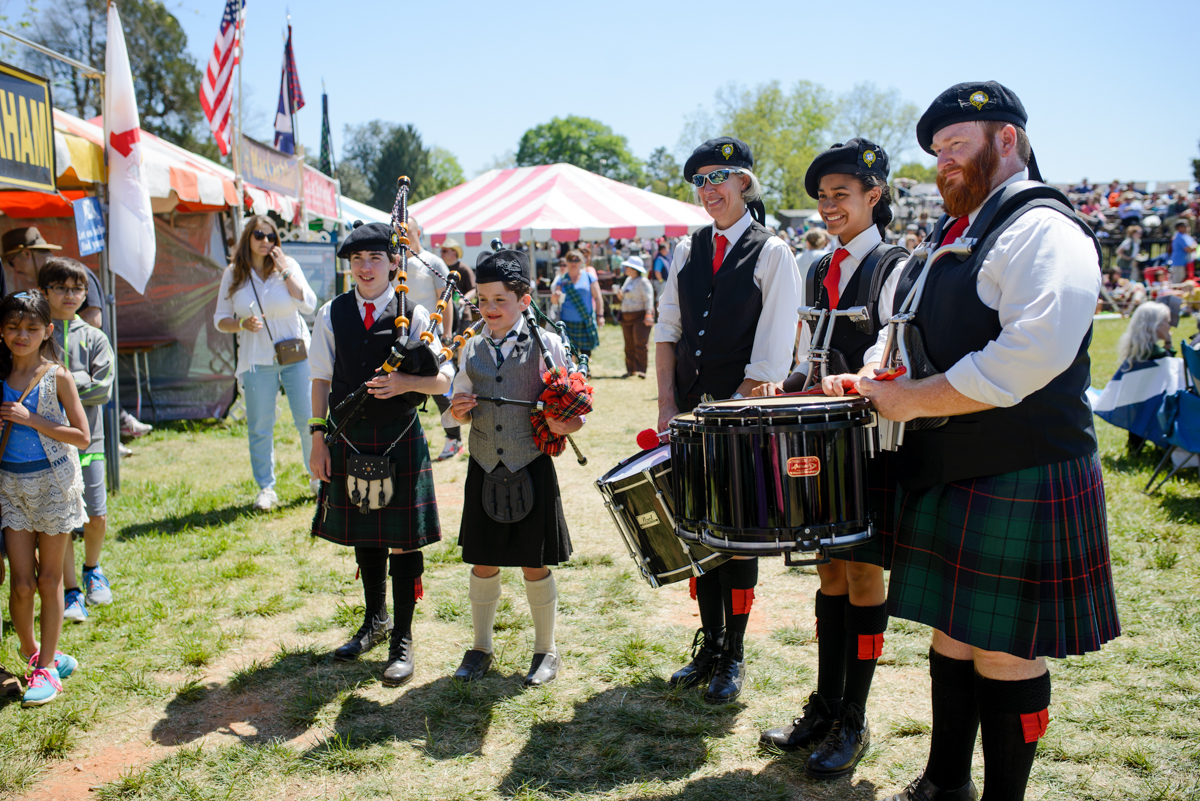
[595,444,730,588]
[668,414,706,542]
[687,395,877,557]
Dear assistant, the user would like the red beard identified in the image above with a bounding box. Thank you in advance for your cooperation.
[937,137,999,219]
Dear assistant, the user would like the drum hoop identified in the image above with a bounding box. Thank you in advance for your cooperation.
[704,518,872,541]
[692,417,868,435]
[696,398,871,416]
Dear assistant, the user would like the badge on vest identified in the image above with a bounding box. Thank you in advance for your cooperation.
[787,456,821,477]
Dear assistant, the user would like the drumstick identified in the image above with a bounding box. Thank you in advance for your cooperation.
[636,429,666,450]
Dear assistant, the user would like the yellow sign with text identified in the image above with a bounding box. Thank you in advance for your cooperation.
[0,62,56,193]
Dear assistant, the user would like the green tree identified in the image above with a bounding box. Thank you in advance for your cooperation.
[835,82,920,161]
[425,147,465,197]
[682,80,835,211]
[516,115,643,185]
[894,162,938,183]
[27,0,219,160]
[339,121,456,208]
[646,147,690,201]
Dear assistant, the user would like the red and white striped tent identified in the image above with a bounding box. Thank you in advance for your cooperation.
[411,163,712,248]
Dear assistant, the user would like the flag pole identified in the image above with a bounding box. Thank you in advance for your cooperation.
[287,15,305,231]
[102,0,120,492]
[232,0,244,240]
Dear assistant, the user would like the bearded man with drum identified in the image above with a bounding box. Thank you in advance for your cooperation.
[654,137,801,704]
[825,82,1120,801]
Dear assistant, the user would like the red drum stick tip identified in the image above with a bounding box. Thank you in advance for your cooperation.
[636,429,661,450]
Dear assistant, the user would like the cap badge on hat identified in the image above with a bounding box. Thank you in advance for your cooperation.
[862,150,876,167]
[969,90,990,110]
[721,144,734,160]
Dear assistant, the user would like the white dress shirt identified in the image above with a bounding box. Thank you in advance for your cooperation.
[441,315,572,428]
[795,245,832,277]
[405,248,450,319]
[864,170,1101,407]
[213,258,318,376]
[653,209,801,384]
[309,284,454,384]
[792,225,904,375]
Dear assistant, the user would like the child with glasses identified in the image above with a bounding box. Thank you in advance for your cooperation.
[38,258,115,621]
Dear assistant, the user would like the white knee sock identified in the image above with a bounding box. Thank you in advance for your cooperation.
[468,571,502,654]
[524,572,557,656]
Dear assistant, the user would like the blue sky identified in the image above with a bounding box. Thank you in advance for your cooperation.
[168,0,1198,183]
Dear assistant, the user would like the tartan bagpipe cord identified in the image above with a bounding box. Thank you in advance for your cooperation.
[529,367,594,456]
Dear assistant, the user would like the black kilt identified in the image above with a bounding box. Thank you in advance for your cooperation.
[841,450,897,569]
[312,411,442,551]
[459,454,572,567]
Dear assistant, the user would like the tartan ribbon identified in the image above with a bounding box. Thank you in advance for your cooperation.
[529,366,595,456]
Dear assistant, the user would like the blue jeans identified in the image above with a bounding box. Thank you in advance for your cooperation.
[242,360,313,490]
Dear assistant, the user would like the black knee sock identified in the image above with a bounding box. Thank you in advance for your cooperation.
[719,558,758,646]
[925,649,980,791]
[690,569,724,634]
[388,551,425,638]
[842,602,888,714]
[977,671,1051,801]
[354,547,388,621]
[814,591,848,702]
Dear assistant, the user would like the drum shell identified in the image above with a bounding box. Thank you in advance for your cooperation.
[695,398,874,554]
[669,415,706,541]
[595,445,729,587]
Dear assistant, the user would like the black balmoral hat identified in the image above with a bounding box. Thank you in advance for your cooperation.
[916,81,1027,155]
[805,138,890,199]
[337,221,397,259]
[683,136,754,182]
[476,249,530,285]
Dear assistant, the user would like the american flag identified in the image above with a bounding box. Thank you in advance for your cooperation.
[199,0,244,157]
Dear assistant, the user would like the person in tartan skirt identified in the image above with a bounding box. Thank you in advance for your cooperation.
[827,83,1120,801]
[447,249,580,687]
[308,222,453,688]
[755,139,908,781]
[654,136,801,705]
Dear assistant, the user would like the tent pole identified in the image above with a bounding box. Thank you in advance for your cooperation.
[232,0,245,240]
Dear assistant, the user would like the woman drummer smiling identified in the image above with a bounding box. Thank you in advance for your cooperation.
[755,139,907,781]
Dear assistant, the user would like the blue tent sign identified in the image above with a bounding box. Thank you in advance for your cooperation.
[73,196,105,256]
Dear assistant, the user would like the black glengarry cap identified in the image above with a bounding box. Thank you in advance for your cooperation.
[916,81,1027,155]
[683,136,754,182]
[476,249,530,285]
[805,138,889,199]
[337,220,397,259]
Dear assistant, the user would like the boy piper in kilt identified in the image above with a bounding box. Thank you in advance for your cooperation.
[755,139,907,780]
[825,82,1120,801]
[309,221,453,687]
[447,249,581,687]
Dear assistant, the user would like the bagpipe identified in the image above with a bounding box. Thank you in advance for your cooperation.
[468,239,594,466]
[324,176,479,447]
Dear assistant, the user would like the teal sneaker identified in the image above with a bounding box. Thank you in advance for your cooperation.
[23,651,77,680]
[64,588,88,622]
[83,565,113,606]
[21,667,62,707]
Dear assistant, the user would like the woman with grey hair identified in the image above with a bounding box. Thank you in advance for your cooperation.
[652,136,802,705]
[1117,300,1172,365]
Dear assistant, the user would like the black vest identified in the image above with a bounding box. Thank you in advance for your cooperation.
[674,222,770,407]
[809,242,907,373]
[329,292,411,424]
[893,186,1099,490]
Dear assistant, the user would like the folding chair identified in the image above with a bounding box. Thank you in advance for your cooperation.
[1144,389,1200,493]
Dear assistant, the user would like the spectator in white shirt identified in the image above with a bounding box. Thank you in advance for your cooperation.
[213,216,318,509]
[794,228,832,278]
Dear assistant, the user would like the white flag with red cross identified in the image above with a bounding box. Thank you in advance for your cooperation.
[105,2,156,295]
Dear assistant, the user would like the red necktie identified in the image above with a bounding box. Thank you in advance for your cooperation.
[712,234,728,275]
[940,216,970,248]
[363,302,375,330]
[823,248,849,309]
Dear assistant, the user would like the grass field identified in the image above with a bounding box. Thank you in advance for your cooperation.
[2,318,1199,801]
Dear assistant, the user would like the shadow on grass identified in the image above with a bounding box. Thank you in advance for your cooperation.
[498,678,742,796]
[116,495,312,541]
[608,765,880,801]
[1158,493,1200,524]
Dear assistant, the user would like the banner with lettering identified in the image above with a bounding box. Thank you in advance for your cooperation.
[0,62,56,193]
[302,164,340,220]
[239,134,300,197]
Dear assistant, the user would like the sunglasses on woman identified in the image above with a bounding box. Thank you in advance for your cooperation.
[252,230,278,243]
[690,168,747,188]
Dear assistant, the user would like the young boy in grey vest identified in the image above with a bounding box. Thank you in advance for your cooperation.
[447,249,583,687]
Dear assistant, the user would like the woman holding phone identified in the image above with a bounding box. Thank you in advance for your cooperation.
[214,215,318,510]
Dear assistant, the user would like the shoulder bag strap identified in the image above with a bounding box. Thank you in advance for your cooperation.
[246,272,276,342]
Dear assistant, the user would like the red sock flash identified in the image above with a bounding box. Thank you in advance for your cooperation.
[1020,709,1049,743]
[857,633,884,660]
[731,588,755,616]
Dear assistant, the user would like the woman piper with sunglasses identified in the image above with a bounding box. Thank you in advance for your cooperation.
[654,137,801,704]
[214,215,319,510]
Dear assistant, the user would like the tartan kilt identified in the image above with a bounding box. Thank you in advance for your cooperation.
[311,411,442,551]
[560,317,600,352]
[841,451,897,569]
[888,451,1120,659]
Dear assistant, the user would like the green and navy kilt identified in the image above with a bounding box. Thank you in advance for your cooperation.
[561,318,600,352]
[887,452,1120,659]
[312,410,442,551]
[841,451,897,569]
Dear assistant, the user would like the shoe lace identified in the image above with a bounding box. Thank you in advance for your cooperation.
[905,773,937,801]
[828,703,864,745]
[26,667,62,692]
[688,628,704,658]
